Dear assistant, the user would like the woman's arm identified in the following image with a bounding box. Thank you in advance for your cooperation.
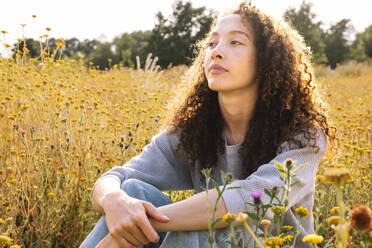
[96,188,229,248]
[150,188,229,232]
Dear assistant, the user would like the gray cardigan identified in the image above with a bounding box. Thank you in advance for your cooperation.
[91,127,327,246]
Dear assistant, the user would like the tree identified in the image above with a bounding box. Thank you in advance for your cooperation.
[348,32,368,62]
[147,0,216,68]
[361,25,372,58]
[283,1,327,64]
[112,31,152,67]
[14,38,41,58]
[89,42,114,70]
[324,19,353,69]
[62,38,81,59]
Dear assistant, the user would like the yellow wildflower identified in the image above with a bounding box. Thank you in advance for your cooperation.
[47,192,57,199]
[295,206,309,217]
[0,218,5,224]
[0,235,12,244]
[222,212,236,223]
[271,206,287,215]
[10,245,22,248]
[281,225,293,231]
[282,234,294,242]
[326,216,341,225]
[330,207,339,214]
[302,234,324,244]
[264,235,285,247]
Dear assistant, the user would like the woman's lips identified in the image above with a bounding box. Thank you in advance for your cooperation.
[210,68,227,74]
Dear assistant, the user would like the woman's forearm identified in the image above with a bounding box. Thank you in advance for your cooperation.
[91,176,125,213]
[150,188,229,232]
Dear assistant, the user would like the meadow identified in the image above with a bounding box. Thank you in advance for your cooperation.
[0,50,371,247]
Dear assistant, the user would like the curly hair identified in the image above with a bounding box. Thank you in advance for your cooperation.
[161,1,336,177]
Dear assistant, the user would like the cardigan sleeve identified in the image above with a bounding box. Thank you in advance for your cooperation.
[221,128,327,219]
[90,128,193,198]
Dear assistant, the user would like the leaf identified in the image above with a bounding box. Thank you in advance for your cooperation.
[292,163,308,174]
[264,188,272,197]
[262,204,272,209]
[212,217,222,226]
[274,160,285,171]
[227,186,241,190]
[247,212,259,221]
[212,180,221,195]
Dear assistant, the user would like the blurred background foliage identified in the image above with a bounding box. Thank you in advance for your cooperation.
[8,0,372,70]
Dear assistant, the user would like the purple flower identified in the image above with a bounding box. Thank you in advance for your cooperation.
[251,192,263,199]
[251,192,263,206]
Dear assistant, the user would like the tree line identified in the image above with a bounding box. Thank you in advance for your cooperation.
[13,0,372,70]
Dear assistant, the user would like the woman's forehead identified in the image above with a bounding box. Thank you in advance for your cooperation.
[213,14,250,33]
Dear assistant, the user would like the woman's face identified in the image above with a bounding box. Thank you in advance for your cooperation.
[204,14,257,93]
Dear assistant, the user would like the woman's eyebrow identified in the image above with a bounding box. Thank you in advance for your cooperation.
[210,30,250,40]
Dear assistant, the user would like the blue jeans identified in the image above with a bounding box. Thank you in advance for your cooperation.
[80,179,254,248]
[79,179,172,248]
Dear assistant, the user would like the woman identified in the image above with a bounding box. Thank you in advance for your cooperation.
[80,2,335,247]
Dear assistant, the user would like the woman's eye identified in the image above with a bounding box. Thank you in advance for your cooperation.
[231,40,241,45]
[208,41,215,47]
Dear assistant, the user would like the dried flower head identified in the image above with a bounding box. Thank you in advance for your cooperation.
[235,212,248,224]
[349,205,372,232]
[284,158,294,170]
[323,167,351,184]
[261,219,271,226]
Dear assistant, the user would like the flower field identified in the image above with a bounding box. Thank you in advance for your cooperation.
[0,54,371,247]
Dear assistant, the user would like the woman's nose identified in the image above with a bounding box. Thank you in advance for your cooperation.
[211,45,223,60]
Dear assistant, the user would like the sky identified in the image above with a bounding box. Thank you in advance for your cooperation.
[1,0,371,54]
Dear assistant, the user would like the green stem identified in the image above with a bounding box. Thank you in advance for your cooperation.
[229,223,239,248]
[290,217,302,248]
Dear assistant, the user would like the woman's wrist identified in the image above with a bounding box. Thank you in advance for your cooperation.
[92,176,123,212]
[99,189,130,212]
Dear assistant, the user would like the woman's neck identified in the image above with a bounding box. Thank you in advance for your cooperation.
[218,86,258,145]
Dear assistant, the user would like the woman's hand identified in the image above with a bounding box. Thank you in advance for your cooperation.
[95,233,123,248]
[100,190,170,247]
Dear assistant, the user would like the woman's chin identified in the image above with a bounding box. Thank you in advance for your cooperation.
[207,80,227,91]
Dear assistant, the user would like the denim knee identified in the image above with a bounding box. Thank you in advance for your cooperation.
[120,178,144,193]
[120,179,172,208]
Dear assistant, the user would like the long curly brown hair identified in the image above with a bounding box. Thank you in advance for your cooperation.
[161,1,336,177]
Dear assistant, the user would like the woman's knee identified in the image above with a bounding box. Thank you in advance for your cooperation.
[120,178,144,192]
[120,178,157,200]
